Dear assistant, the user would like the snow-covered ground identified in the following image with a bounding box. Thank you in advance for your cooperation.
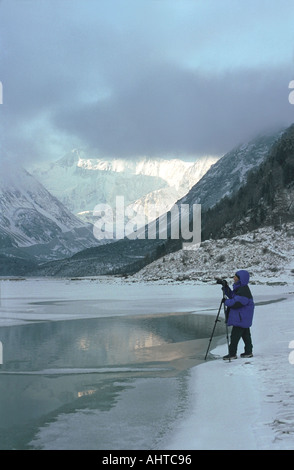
[131,223,294,285]
[1,269,294,449]
[166,286,294,450]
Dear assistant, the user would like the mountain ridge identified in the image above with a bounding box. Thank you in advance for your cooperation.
[179,129,285,210]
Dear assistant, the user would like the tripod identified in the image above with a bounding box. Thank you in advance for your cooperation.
[204,296,230,361]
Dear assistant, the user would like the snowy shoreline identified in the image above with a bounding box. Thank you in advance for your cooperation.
[1,277,294,450]
[165,286,294,450]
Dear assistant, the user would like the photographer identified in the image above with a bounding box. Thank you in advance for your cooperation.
[218,270,254,360]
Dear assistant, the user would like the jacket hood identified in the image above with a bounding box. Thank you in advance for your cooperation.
[236,270,250,286]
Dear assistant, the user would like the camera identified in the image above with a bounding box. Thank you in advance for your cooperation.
[215,277,228,287]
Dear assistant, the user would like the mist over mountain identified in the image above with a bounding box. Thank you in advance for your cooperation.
[179,129,284,210]
[30,152,217,223]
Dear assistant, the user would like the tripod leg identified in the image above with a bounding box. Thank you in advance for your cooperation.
[204,298,223,360]
[224,304,231,362]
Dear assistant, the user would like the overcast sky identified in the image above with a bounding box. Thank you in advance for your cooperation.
[1,0,294,165]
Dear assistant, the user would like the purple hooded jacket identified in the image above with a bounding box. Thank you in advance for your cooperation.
[223,270,254,328]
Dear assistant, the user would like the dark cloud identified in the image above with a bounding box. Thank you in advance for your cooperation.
[0,0,294,164]
[53,63,294,157]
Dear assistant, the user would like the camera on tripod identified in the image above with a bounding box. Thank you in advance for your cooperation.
[205,277,231,360]
[215,277,228,287]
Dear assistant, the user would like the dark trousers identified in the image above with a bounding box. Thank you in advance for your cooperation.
[229,326,253,356]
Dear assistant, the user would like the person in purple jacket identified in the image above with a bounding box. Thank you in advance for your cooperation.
[222,270,254,360]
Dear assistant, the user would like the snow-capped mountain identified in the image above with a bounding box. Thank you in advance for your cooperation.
[132,129,286,246]
[179,129,284,210]
[0,162,98,265]
[30,152,218,223]
[30,127,289,278]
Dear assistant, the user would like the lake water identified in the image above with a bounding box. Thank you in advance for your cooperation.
[0,279,226,450]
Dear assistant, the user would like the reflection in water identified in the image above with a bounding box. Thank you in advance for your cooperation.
[0,313,226,450]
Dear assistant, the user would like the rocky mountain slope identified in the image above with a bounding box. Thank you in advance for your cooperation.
[201,124,294,240]
[130,223,294,284]
[131,125,294,284]
[0,163,98,269]
[179,129,284,210]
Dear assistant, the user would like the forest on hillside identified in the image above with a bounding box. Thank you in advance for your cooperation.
[201,125,294,240]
